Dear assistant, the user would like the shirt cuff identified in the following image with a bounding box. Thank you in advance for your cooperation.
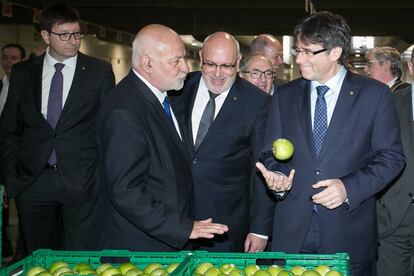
[250,233,269,240]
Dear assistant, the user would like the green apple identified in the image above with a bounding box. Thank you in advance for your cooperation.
[229,269,246,276]
[276,270,293,276]
[37,272,53,276]
[49,262,69,274]
[119,263,137,275]
[143,263,163,274]
[27,266,47,276]
[53,266,72,276]
[125,269,144,276]
[314,265,330,276]
[150,267,168,276]
[325,270,342,276]
[244,264,260,276]
[253,270,271,276]
[195,262,214,274]
[73,263,92,272]
[220,263,237,274]
[204,267,222,276]
[166,263,180,273]
[302,271,321,276]
[101,267,121,276]
[272,138,294,160]
[78,269,97,275]
[96,263,113,275]
[290,266,306,275]
[267,265,283,276]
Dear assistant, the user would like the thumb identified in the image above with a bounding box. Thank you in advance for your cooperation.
[244,237,251,252]
[255,162,268,175]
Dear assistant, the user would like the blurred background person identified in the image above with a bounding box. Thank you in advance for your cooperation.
[364,46,410,92]
[240,54,274,94]
[376,46,414,276]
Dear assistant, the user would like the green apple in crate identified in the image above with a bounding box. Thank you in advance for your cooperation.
[290,265,307,275]
[194,262,214,274]
[166,263,180,273]
[326,270,343,276]
[37,272,53,276]
[244,264,260,276]
[143,263,163,274]
[27,266,47,276]
[276,270,294,276]
[73,263,93,272]
[253,270,271,276]
[49,261,69,274]
[118,263,138,275]
[96,263,113,275]
[314,265,330,276]
[101,267,121,276]
[53,266,73,276]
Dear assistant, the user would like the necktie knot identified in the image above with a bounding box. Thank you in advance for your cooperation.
[54,63,65,72]
[208,91,219,99]
[316,85,329,97]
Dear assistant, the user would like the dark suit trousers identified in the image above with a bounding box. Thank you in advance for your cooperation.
[301,212,377,276]
[15,168,95,254]
[377,204,414,276]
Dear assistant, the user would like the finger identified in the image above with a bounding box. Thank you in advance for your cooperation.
[199,218,213,223]
[312,179,332,189]
[244,238,251,252]
[256,162,268,175]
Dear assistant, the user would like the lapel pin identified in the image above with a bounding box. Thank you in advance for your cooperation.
[349,91,354,96]
[233,96,237,100]
[81,66,86,70]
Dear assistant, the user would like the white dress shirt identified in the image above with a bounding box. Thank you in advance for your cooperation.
[0,75,9,115]
[310,66,347,129]
[386,77,398,89]
[132,69,181,139]
[41,47,77,119]
[191,77,230,143]
[411,84,414,121]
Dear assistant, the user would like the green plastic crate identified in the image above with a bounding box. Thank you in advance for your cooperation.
[174,251,350,276]
[1,249,193,276]
[0,185,3,263]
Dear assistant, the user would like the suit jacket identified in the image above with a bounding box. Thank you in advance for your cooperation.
[260,70,405,263]
[171,72,273,251]
[95,70,194,251]
[390,78,410,92]
[377,85,414,238]
[0,53,114,202]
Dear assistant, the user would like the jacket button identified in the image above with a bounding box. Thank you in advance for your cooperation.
[315,169,320,175]
[55,134,60,139]
[192,158,198,164]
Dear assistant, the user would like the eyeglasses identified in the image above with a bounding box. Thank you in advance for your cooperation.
[202,60,236,71]
[242,70,274,79]
[291,47,328,57]
[50,31,84,41]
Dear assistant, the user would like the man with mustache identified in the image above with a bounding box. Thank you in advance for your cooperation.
[95,24,228,251]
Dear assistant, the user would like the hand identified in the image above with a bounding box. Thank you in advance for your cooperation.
[244,233,267,252]
[312,179,347,209]
[189,218,228,239]
[256,162,295,192]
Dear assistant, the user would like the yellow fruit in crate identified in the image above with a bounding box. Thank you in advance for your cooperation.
[290,266,307,275]
[119,263,137,275]
[143,263,163,274]
[314,265,330,276]
[244,264,260,276]
[325,270,342,276]
[220,263,237,274]
[73,263,93,272]
[78,269,97,275]
[276,270,294,276]
[124,269,143,276]
[27,266,47,276]
[96,263,113,275]
[266,265,283,276]
[150,267,168,276]
[204,267,222,276]
[101,267,121,276]
[37,272,53,276]
[228,269,245,276]
[302,271,321,276]
[166,263,180,273]
[253,270,271,276]
[194,262,214,274]
[53,266,73,276]
[49,261,69,274]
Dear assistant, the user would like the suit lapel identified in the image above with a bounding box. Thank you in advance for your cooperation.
[185,76,200,153]
[318,71,358,159]
[31,55,44,114]
[296,80,316,160]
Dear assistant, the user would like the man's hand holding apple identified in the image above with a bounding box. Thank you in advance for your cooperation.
[312,179,347,209]
[189,218,229,239]
[256,162,295,192]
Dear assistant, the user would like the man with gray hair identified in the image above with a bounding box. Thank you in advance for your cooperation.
[94,24,228,251]
[239,54,274,94]
[171,31,272,252]
[376,46,414,276]
[364,46,410,92]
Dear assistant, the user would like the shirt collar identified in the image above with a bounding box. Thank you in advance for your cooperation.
[386,77,398,88]
[199,75,232,97]
[311,65,347,94]
[44,47,77,69]
[132,69,166,103]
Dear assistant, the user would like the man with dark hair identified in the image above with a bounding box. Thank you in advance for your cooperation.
[0,43,25,263]
[256,11,404,276]
[0,3,115,254]
[364,46,410,92]
[376,47,414,276]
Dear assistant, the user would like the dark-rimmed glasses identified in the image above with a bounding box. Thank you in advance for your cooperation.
[50,31,84,41]
[202,60,236,71]
[242,70,274,79]
[291,47,328,57]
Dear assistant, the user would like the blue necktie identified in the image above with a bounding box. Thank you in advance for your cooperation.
[195,91,218,150]
[47,63,65,165]
[313,85,329,158]
[162,96,174,125]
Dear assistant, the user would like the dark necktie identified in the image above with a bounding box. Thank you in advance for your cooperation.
[162,96,174,125]
[195,91,218,150]
[313,85,329,158]
[47,63,65,165]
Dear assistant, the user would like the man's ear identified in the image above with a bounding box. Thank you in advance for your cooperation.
[142,56,152,72]
[40,30,50,45]
[329,47,343,62]
[408,60,413,76]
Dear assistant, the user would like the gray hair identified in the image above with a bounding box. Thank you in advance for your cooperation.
[366,46,403,78]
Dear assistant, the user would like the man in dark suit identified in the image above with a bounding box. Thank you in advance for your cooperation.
[376,48,414,276]
[256,12,405,276]
[0,3,115,254]
[95,24,228,251]
[172,32,272,252]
